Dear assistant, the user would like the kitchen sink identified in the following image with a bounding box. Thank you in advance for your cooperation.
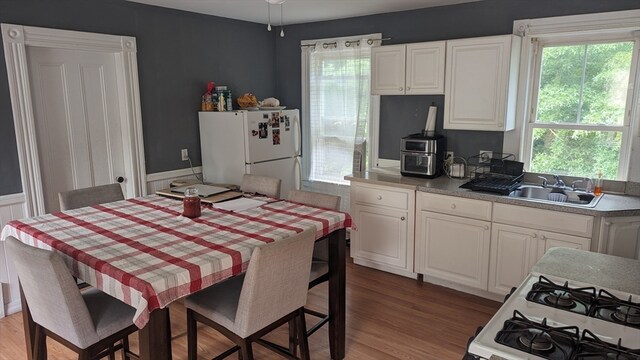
[509,185,603,208]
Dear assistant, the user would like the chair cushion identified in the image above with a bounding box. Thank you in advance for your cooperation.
[310,261,329,283]
[185,275,245,332]
[83,288,136,341]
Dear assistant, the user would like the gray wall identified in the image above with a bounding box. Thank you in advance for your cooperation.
[2,0,640,196]
[274,0,640,161]
[0,0,276,195]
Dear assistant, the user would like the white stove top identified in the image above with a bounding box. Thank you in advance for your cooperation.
[469,273,640,360]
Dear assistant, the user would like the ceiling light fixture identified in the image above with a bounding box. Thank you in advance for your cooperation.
[266,0,285,37]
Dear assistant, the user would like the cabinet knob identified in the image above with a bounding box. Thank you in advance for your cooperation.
[605,222,611,226]
[399,87,403,91]
[484,225,489,230]
[377,195,382,200]
[498,123,504,127]
[401,216,406,221]
[407,86,411,90]
[531,233,537,238]
[450,203,456,209]
[541,235,547,240]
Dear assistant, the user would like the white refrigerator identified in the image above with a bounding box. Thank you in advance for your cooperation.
[199,110,301,196]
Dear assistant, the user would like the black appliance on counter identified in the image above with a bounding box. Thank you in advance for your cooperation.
[460,159,524,195]
[400,132,446,178]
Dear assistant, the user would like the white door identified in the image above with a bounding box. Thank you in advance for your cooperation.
[245,110,298,163]
[27,47,127,212]
[246,157,300,197]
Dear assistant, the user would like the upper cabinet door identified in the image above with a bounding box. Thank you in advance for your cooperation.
[371,45,406,95]
[444,35,521,131]
[405,41,446,95]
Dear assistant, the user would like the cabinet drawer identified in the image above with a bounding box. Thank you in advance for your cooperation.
[493,203,593,238]
[353,184,410,210]
[418,192,492,221]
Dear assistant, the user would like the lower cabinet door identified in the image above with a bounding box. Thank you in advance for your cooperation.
[351,204,410,270]
[489,223,535,295]
[416,211,491,290]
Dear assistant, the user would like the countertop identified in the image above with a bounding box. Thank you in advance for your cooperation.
[532,247,640,294]
[345,170,640,217]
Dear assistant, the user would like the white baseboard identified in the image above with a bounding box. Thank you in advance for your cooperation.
[5,299,21,316]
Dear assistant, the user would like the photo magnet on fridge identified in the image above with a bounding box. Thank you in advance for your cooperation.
[258,123,268,139]
[285,116,290,131]
[270,113,280,128]
[272,129,280,145]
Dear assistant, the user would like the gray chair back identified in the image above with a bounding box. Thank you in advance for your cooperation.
[233,228,315,338]
[288,190,340,210]
[5,237,101,348]
[241,174,282,199]
[58,183,124,211]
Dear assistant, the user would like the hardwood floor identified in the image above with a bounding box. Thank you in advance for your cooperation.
[0,258,500,360]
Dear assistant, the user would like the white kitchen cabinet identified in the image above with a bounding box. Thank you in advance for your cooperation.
[415,193,492,290]
[598,216,640,260]
[489,204,591,295]
[350,182,415,277]
[371,41,446,95]
[444,35,521,131]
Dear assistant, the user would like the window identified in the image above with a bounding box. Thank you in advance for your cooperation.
[522,32,640,181]
[301,35,379,186]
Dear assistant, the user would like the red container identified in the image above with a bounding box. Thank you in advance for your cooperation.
[182,187,201,218]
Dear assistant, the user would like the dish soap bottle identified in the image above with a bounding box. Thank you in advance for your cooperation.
[594,172,603,196]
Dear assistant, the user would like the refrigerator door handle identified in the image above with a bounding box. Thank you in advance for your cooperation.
[294,156,302,190]
[294,114,301,156]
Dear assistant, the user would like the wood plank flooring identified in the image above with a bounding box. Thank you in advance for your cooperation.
[0,258,500,360]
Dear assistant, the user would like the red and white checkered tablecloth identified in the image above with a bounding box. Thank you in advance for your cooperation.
[1,195,351,328]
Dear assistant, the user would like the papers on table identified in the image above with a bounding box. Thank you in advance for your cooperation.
[212,197,267,211]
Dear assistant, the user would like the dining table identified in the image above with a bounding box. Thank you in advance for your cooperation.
[1,194,351,360]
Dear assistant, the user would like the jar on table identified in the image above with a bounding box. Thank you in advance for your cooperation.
[182,187,201,218]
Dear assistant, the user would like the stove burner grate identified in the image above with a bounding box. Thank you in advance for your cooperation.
[526,276,596,315]
[494,310,579,360]
[573,329,640,360]
[591,289,640,330]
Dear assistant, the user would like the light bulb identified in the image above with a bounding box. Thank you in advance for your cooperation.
[266,1,272,31]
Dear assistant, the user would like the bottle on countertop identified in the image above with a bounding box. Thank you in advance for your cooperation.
[594,172,603,196]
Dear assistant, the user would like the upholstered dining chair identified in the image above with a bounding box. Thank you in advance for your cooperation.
[185,228,316,360]
[5,236,138,360]
[240,174,282,199]
[287,190,341,354]
[58,183,125,211]
[58,183,125,289]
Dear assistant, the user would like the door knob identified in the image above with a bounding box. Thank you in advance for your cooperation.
[116,176,125,183]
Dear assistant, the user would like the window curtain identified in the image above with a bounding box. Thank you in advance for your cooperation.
[307,36,374,185]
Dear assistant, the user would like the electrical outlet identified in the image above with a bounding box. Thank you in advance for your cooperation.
[181,149,189,161]
[445,151,454,165]
[479,150,493,164]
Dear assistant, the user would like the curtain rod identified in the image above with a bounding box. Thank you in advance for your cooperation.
[300,37,391,48]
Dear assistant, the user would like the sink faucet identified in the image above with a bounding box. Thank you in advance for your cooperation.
[537,176,548,188]
[552,174,566,188]
[572,177,594,192]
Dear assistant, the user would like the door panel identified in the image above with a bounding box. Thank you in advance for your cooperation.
[489,223,534,295]
[246,157,298,197]
[246,110,297,164]
[27,47,126,212]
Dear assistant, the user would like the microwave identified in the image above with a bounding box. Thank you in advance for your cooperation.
[400,134,445,178]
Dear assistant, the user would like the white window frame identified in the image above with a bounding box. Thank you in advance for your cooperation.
[300,34,381,182]
[506,10,640,182]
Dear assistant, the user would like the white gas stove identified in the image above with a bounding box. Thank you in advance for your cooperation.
[468,273,640,360]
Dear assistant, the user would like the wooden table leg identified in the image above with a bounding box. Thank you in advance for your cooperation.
[20,283,46,360]
[328,228,346,360]
[138,307,172,360]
